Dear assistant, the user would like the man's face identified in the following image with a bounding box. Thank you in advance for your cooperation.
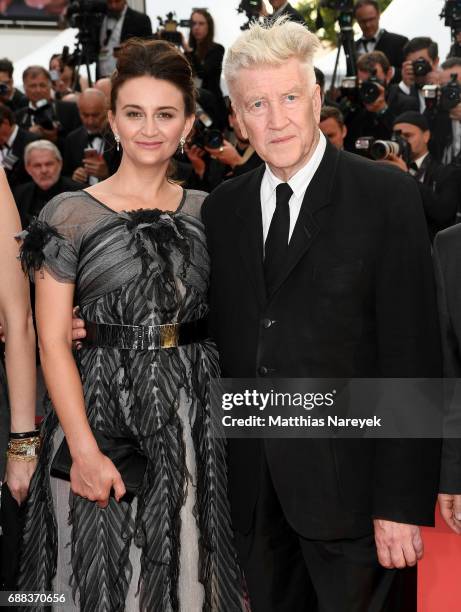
[24,73,52,104]
[358,63,390,85]
[405,48,439,84]
[78,95,107,133]
[0,71,13,102]
[0,119,13,146]
[232,58,321,181]
[26,149,62,190]
[107,0,125,16]
[393,122,430,161]
[319,117,346,150]
[355,4,380,39]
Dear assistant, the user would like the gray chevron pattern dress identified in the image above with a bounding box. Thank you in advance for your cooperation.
[16,189,246,612]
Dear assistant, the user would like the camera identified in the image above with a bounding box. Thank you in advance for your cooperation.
[360,70,385,105]
[66,0,107,65]
[156,12,190,47]
[32,100,56,131]
[442,0,461,29]
[190,103,224,150]
[422,73,461,112]
[355,131,412,166]
[237,0,262,30]
[412,58,432,78]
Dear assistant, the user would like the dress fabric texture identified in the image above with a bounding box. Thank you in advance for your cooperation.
[16,189,246,612]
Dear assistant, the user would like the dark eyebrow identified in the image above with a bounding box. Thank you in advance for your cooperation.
[121,104,179,111]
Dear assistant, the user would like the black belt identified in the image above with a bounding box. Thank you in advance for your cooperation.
[84,317,209,350]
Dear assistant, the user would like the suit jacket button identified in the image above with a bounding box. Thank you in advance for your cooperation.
[258,366,269,376]
[262,318,273,329]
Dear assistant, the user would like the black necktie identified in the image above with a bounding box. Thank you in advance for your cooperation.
[264,182,292,293]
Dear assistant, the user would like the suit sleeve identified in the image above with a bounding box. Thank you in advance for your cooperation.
[372,173,442,525]
[434,233,461,493]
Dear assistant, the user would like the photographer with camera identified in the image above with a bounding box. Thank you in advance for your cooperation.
[0,103,40,189]
[354,0,408,83]
[63,88,121,185]
[97,0,152,78]
[400,37,440,113]
[15,66,81,151]
[381,111,458,238]
[345,51,418,152]
[0,58,27,113]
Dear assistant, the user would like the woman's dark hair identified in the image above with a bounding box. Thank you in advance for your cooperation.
[188,9,214,59]
[110,38,196,115]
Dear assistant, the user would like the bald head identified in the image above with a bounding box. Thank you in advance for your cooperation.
[77,88,108,133]
[94,77,111,101]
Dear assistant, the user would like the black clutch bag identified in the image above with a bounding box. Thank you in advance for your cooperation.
[50,431,148,500]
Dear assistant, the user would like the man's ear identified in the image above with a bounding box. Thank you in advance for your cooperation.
[423,129,431,145]
[312,84,322,124]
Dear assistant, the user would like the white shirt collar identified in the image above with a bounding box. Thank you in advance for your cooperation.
[6,124,18,149]
[414,152,429,169]
[264,131,327,198]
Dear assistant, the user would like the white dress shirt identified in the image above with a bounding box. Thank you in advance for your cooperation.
[98,6,127,77]
[260,131,327,245]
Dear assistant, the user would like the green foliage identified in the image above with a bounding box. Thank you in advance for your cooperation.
[295,0,394,46]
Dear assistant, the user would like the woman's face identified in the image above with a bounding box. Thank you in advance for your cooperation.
[191,12,209,43]
[109,75,194,169]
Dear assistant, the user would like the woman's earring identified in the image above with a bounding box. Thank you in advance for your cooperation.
[115,134,121,152]
[179,136,186,155]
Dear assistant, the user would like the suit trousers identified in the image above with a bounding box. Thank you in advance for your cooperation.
[234,452,416,612]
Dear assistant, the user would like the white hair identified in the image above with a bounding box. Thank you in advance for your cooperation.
[24,139,62,165]
[224,16,321,99]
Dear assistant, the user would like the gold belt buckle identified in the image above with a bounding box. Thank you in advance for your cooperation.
[159,323,179,348]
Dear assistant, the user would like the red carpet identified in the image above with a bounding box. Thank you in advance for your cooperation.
[419,507,461,611]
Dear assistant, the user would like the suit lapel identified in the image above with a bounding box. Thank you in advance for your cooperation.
[236,165,267,307]
[267,142,339,299]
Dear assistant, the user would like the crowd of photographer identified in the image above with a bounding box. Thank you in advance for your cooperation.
[1,0,461,239]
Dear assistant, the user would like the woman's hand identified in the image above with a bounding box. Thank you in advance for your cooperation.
[4,458,38,505]
[70,449,126,508]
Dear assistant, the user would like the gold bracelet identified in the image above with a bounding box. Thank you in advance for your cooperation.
[7,436,41,460]
[6,451,38,462]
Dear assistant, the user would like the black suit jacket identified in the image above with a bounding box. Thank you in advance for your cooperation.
[14,176,80,228]
[3,89,28,113]
[121,7,152,42]
[202,143,441,539]
[356,30,408,83]
[62,125,121,180]
[434,226,461,493]
[4,127,40,190]
[15,100,82,152]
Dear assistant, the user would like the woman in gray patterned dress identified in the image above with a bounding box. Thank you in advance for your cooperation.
[16,40,246,611]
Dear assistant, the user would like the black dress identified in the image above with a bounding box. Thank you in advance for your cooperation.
[16,189,246,611]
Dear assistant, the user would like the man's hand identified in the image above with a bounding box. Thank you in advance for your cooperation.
[72,167,89,184]
[373,519,424,568]
[72,306,86,349]
[377,153,409,173]
[184,143,207,179]
[438,493,461,534]
[83,155,109,179]
[401,60,415,88]
[205,139,243,168]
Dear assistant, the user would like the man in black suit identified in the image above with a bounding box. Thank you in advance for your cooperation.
[262,0,305,25]
[433,228,461,536]
[345,50,419,152]
[14,139,79,227]
[202,19,441,611]
[0,58,27,113]
[15,66,81,152]
[398,37,440,115]
[379,111,459,239]
[97,0,152,78]
[354,0,408,83]
[0,103,40,189]
[63,88,121,184]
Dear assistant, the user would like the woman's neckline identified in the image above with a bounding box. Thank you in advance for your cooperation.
[81,187,187,216]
